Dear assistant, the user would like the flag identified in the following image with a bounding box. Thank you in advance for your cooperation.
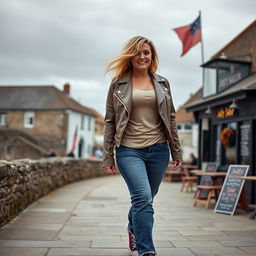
[71,125,78,152]
[173,15,201,56]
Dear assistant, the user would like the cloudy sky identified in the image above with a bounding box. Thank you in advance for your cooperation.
[0,0,255,115]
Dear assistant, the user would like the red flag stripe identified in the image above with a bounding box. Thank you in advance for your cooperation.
[173,15,201,56]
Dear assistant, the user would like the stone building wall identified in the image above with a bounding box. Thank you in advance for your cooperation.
[5,111,68,155]
[0,158,106,227]
[213,23,256,72]
[0,129,47,160]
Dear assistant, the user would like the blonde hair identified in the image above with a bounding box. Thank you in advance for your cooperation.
[105,36,159,81]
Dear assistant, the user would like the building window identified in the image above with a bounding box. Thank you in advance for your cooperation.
[24,112,35,128]
[184,124,192,130]
[203,68,217,97]
[80,115,85,130]
[0,113,7,126]
[177,123,192,131]
[88,116,91,131]
[239,122,250,165]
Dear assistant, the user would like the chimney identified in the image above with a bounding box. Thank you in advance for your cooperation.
[63,83,70,96]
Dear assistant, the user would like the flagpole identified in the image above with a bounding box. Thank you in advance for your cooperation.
[199,10,205,87]
[199,10,205,64]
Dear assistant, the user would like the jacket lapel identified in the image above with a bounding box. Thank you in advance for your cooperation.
[114,71,168,113]
[151,73,168,107]
[115,72,132,114]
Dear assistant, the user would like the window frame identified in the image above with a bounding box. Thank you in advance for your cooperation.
[0,113,7,126]
[80,115,85,130]
[87,116,91,131]
[24,111,35,128]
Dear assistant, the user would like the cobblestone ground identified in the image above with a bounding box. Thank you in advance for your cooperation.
[0,175,255,256]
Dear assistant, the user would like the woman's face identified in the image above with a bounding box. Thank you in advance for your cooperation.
[130,43,152,72]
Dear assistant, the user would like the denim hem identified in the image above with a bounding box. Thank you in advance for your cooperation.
[140,251,157,256]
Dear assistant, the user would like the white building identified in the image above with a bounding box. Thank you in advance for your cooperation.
[0,83,96,159]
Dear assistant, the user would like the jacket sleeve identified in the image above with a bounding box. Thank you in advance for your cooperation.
[165,79,183,161]
[103,82,116,168]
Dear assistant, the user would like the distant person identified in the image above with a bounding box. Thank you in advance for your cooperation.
[103,36,183,256]
[67,151,75,157]
[95,148,103,158]
[189,153,198,165]
[47,148,57,157]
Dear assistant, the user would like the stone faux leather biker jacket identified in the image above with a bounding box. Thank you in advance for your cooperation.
[103,71,183,167]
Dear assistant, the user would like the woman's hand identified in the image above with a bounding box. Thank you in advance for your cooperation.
[103,165,116,175]
[172,160,183,170]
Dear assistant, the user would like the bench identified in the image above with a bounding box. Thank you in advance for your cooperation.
[193,185,222,209]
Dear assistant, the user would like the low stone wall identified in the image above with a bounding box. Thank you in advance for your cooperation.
[0,157,106,227]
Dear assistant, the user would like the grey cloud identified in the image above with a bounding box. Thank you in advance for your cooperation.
[0,0,255,115]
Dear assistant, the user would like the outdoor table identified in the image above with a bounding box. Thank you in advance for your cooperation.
[234,176,256,219]
[190,170,227,186]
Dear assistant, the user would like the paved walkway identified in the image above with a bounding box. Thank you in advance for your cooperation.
[0,175,255,256]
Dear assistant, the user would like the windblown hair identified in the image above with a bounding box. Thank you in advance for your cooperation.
[105,36,159,81]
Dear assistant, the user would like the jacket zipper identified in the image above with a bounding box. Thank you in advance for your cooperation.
[114,92,130,146]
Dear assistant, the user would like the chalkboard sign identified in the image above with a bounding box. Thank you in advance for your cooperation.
[214,165,249,215]
[199,162,218,198]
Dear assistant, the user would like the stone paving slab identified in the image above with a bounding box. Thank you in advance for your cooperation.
[3,223,63,231]
[2,240,91,248]
[0,175,255,256]
[171,240,223,248]
[218,240,256,247]
[189,247,249,255]
[48,248,129,256]
[0,247,48,256]
[239,247,256,254]
[0,229,58,240]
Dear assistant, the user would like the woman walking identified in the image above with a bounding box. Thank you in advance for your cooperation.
[103,36,183,256]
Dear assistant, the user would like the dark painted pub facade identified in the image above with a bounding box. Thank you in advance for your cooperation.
[186,20,256,204]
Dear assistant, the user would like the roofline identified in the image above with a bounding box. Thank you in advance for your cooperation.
[185,90,253,112]
[0,107,96,117]
[201,58,251,68]
[211,19,256,58]
[0,85,56,88]
[52,87,97,117]
[186,90,246,112]
[0,85,97,117]
[186,72,256,111]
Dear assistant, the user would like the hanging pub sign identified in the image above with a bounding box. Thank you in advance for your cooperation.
[216,108,237,119]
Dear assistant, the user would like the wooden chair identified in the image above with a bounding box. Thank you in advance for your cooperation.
[193,185,222,209]
[164,165,182,182]
[180,165,197,192]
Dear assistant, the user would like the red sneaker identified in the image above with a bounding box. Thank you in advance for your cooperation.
[125,223,137,256]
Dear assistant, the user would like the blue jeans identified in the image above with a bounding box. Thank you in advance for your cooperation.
[116,141,170,256]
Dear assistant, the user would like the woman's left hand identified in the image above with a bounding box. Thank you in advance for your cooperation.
[172,160,183,170]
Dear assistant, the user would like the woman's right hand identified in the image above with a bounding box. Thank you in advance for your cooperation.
[103,165,116,175]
